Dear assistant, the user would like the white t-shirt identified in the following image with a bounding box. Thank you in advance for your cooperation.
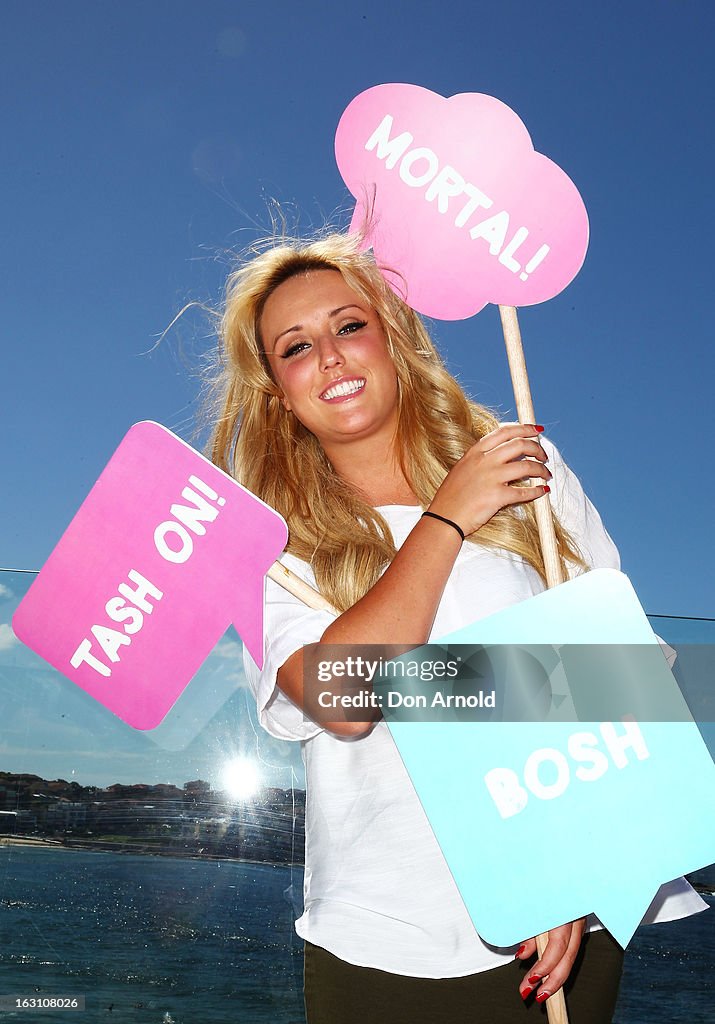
[243,439,707,977]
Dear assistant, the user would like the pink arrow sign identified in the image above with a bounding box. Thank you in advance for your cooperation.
[335,83,590,319]
[12,422,288,730]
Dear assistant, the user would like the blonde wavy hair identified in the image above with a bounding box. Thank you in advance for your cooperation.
[208,231,585,611]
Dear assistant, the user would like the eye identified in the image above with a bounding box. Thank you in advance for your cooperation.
[282,340,311,359]
[337,320,368,336]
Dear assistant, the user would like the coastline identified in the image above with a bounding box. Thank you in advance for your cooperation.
[0,834,295,868]
[0,836,65,849]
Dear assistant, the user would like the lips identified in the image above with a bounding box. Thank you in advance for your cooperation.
[320,377,366,401]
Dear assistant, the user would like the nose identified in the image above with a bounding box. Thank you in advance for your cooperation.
[317,335,345,372]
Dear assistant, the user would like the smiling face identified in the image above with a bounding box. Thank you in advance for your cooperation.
[260,270,400,456]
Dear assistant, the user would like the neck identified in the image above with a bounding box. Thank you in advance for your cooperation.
[323,434,419,508]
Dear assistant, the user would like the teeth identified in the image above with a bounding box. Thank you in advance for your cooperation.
[322,379,365,400]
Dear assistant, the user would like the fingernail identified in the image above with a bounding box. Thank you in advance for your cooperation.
[514,944,527,958]
[520,987,533,1001]
[528,973,542,985]
[534,424,545,432]
[536,991,551,1004]
[543,484,551,494]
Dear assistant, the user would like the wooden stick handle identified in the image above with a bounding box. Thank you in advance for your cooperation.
[534,933,570,1024]
[267,561,339,614]
[498,304,565,589]
[499,304,569,1024]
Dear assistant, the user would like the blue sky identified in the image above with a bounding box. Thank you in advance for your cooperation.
[3,0,714,617]
[1,2,714,787]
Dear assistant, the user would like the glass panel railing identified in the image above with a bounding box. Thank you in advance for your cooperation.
[647,612,715,760]
[0,569,305,1022]
[0,568,712,1022]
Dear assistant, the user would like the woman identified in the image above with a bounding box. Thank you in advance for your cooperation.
[209,232,705,1023]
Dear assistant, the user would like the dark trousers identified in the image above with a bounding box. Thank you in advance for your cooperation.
[305,930,623,1024]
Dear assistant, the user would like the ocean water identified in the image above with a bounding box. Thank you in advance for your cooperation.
[0,847,305,1024]
[0,846,711,1023]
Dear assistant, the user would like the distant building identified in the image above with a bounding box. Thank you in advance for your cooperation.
[0,809,37,834]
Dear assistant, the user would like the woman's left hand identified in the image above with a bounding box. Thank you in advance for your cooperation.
[515,918,586,1003]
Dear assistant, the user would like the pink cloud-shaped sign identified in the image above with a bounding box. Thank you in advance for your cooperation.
[12,422,288,730]
[335,83,589,319]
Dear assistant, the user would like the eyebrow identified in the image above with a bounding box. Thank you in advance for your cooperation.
[270,305,365,349]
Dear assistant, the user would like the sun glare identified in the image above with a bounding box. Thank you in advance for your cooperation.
[221,756,261,800]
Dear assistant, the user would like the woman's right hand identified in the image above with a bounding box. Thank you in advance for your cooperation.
[427,423,551,537]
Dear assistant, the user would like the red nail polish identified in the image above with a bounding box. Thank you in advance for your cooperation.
[514,944,527,958]
[528,973,542,984]
[536,991,550,1004]
[543,484,551,494]
[520,987,532,1001]
[534,424,545,432]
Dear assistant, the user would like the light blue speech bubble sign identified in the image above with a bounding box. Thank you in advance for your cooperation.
[385,569,715,947]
